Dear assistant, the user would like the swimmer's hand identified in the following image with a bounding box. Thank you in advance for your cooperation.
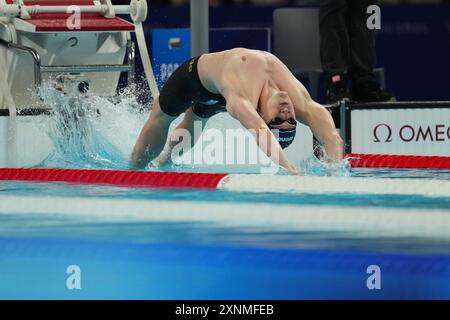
[155,148,173,167]
[323,134,344,161]
[285,164,300,175]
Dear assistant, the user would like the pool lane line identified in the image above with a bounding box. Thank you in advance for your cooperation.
[0,195,448,239]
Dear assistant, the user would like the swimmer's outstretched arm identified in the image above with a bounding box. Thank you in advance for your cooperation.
[292,83,343,160]
[300,99,343,161]
[131,97,175,168]
[226,96,299,175]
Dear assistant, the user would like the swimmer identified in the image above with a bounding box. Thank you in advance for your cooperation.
[131,48,343,174]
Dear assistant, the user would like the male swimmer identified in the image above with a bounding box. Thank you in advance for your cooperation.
[131,48,343,174]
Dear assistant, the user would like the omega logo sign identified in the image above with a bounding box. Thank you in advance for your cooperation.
[373,124,450,143]
[373,124,392,143]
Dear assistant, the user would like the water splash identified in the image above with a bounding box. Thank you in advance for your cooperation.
[35,82,147,169]
[298,144,352,177]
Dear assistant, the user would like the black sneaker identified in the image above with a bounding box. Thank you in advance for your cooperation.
[326,74,351,104]
[352,80,396,102]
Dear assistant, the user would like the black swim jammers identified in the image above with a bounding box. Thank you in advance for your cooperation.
[159,56,227,118]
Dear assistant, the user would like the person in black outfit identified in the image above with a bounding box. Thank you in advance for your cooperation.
[319,0,395,103]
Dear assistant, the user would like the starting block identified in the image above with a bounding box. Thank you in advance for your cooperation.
[0,0,158,167]
[0,0,156,109]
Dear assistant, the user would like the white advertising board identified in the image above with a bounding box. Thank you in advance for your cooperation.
[351,108,450,156]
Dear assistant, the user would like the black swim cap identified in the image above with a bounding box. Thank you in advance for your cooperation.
[268,126,297,149]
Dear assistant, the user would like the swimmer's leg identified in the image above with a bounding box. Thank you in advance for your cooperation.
[131,97,176,168]
[157,107,208,166]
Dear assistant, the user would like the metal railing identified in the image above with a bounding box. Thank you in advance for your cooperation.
[0,38,136,88]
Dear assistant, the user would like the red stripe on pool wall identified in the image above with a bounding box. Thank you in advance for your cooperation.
[0,168,228,189]
[347,154,450,169]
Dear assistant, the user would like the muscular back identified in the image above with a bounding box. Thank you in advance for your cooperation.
[197,48,274,106]
[197,48,312,114]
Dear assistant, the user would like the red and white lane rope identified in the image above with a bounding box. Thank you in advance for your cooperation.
[0,165,450,197]
[347,153,450,169]
[0,168,226,189]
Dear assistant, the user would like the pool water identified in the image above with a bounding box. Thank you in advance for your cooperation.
[1,168,449,299]
[0,88,449,299]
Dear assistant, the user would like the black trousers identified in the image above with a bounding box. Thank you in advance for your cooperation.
[319,0,377,84]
